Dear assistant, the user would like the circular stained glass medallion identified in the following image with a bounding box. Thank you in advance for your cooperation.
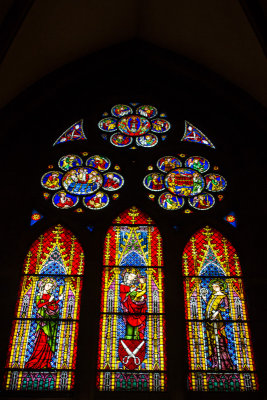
[98,117,117,133]
[110,133,132,147]
[136,134,158,147]
[83,191,109,210]
[86,155,111,171]
[111,104,133,117]
[188,193,215,210]
[165,168,205,196]
[151,118,170,133]
[205,174,227,192]
[52,191,78,209]
[136,105,157,119]
[185,156,210,173]
[62,167,103,195]
[118,115,151,136]
[158,192,184,210]
[143,173,165,191]
[41,171,63,190]
[58,154,83,171]
[157,156,182,173]
[102,172,124,191]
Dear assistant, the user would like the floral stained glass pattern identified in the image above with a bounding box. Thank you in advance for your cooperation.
[183,226,258,391]
[97,207,167,391]
[4,225,84,391]
[144,155,226,212]
[41,154,123,211]
[98,103,170,148]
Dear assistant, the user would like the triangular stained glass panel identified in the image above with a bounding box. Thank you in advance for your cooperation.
[181,121,215,149]
[30,209,43,226]
[53,120,87,146]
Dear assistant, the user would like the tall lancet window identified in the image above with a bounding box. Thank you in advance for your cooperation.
[97,206,167,391]
[182,226,258,391]
[4,225,84,391]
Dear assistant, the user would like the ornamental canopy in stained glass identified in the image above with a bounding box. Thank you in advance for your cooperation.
[182,226,257,391]
[97,206,167,391]
[4,225,84,391]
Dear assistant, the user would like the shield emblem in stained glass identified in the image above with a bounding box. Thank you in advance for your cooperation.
[118,339,146,370]
[98,103,171,148]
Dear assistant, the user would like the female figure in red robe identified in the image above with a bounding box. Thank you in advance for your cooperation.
[120,268,147,340]
[25,277,63,369]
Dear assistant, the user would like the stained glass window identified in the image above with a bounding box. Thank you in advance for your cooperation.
[4,225,84,391]
[97,206,167,391]
[98,103,170,148]
[144,155,226,212]
[53,120,87,146]
[182,121,215,148]
[41,154,123,211]
[182,226,258,391]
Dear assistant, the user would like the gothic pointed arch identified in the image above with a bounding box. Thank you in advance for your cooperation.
[97,206,167,391]
[4,224,84,391]
[182,226,257,391]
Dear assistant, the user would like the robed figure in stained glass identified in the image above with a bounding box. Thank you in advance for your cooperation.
[120,268,147,340]
[204,279,234,370]
[25,277,63,369]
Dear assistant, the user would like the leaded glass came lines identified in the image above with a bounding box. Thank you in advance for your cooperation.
[97,207,167,391]
[4,225,84,391]
[182,226,258,391]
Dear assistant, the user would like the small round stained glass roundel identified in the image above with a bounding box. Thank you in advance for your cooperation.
[205,174,227,192]
[102,172,124,191]
[151,119,170,133]
[118,116,151,136]
[157,156,182,173]
[143,173,165,191]
[188,193,215,210]
[158,192,184,210]
[83,191,109,210]
[86,155,111,171]
[165,168,205,196]
[136,105,157,118]
[52,191,79,209]
[98,117,117,132]
[41,171,63,190]
[110,133,132,147]
[58,154,83,171]
[62,167,103,195]
[185,156,210,173]
[136,134,158,147]
[111,104,133,117]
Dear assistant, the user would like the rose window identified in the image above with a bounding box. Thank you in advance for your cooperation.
[41,154,124,210]
[98,103,171,148]
[143,155,227,211]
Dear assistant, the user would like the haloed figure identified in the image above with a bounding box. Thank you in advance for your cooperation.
[25,277,63,369]
[205,279,234,370]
